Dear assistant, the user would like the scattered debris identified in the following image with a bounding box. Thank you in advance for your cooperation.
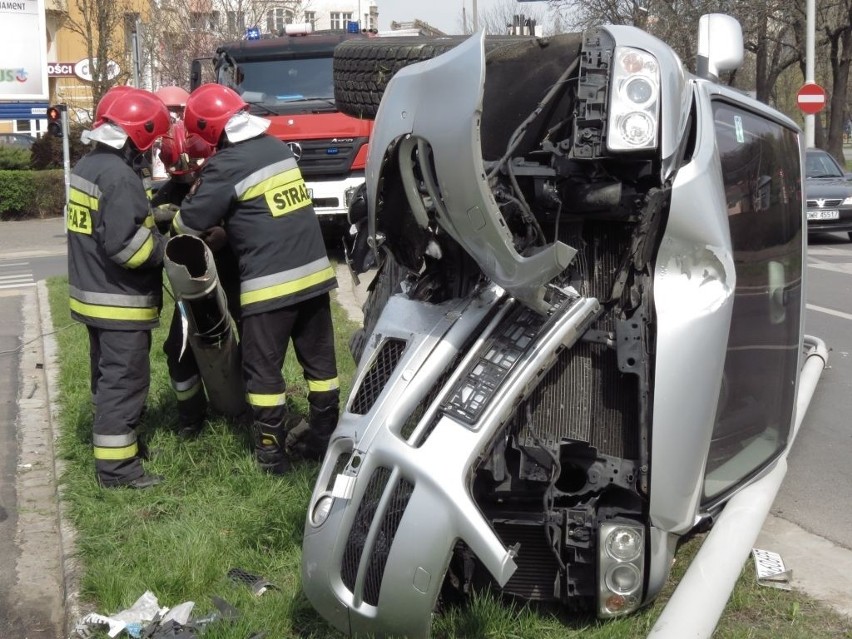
[71,591,239,638]
[228,567,278,597]
[752,548,793,590]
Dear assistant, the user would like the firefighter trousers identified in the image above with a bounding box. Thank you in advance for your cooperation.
[241,293,339,448]
[162,305,207,428]
[87,326,151,485]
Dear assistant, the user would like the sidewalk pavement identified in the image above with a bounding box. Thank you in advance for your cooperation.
[12,243,852,637]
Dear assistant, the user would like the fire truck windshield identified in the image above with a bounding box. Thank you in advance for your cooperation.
[221,57,336,111]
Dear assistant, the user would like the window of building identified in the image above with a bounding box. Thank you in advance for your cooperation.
[190,11,218,31]
[268,7,294,34]
[330,11,353,30]
[227,10,246,35]
[304,10,316,30]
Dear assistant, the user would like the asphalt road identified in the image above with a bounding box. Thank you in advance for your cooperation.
[0,224,66,637]
[774,232,852,548]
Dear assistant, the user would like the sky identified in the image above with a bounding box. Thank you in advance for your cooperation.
[375,0,550,35]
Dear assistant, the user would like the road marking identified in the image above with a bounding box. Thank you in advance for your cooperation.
[0,260,34,291]
[808,261,852,275]
[807,303,852,321]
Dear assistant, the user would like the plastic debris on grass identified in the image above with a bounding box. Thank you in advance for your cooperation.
[72,591,239,638]
[752,548,793,591]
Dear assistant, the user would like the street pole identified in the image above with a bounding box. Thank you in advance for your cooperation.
[473,0,478,32]
[805,0,815,147]
[60,105,70,233]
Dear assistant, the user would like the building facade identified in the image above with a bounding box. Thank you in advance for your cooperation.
[4,1,437,136]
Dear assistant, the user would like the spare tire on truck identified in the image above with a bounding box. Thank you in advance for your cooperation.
[333,34,584,160]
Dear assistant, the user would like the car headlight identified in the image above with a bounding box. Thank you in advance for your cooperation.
[842,196,852,206]
[605,563,642,594]
[605,526,643,562]
[607,47,660,152]
[598,522,645,618]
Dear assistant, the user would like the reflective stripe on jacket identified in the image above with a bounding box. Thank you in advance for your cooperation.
[172,134,336,317]
[67,146,164,330]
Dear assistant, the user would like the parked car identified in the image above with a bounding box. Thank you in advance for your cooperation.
[299,14,828,639]
[805,148,852,241]
[0,132,35,149]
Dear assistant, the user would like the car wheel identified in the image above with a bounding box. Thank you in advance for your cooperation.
[332,35,562,120]
[333,34,582,161]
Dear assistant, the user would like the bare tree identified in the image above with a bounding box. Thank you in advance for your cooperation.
[64,0,134,107]
[460,0,548,35]
[142,0,312,91]
[810,0,852,160]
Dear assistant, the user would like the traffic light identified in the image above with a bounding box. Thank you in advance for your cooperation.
[47,105,63,137]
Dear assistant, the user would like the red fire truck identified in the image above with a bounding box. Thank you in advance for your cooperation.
[191,26,372,231]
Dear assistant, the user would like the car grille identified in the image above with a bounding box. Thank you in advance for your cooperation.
[807,198,842,208]
[350,338,407,415]
[340,466,414,606]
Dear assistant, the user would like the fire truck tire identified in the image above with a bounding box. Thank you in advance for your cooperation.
[333,35,539,120]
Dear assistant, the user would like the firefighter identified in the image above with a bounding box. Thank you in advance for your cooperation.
[68,88,171,489]
[154,119,243,436]
[154,85,190,121]
[173,83,339,474]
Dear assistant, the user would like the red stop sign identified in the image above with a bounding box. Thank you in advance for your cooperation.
[797,83,827,115]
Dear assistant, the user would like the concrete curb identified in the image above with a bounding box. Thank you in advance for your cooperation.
[757,514,852,619]
[13,285,65,637]
[34,281,83,638]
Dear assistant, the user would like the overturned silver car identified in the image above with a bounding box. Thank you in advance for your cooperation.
[301,14,827,638]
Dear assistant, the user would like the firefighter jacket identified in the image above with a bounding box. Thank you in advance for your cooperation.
[67,146,165,330]
[172,134,337,317]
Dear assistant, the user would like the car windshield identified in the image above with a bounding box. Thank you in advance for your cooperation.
[220,57,335,110]
[806,152,844,178]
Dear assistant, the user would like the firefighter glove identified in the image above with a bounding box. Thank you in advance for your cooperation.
[200,225,228,252]
[153,203,180,225]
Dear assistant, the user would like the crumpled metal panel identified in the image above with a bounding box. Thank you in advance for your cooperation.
[301,287,600,637]
[164,235,247,418]
[366,31,576,314]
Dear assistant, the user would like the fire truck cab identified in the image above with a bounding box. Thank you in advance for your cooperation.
[192,26,373,230]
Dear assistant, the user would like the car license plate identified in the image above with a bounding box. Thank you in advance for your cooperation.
[807,209,839,220]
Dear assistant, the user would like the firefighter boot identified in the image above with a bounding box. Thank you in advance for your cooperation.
[285,400,339,461]
[174,377,207,438]
[253,421,291,475]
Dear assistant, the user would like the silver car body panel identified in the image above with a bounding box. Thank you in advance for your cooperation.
[365,31,576,314]
[302,288,601,638]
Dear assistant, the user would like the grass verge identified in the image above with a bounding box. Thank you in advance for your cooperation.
[47,277,851,638]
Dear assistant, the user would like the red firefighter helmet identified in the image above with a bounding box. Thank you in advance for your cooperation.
[158,120,214,177]
[101,89,171,151]
[93,85,135,126]
[155,85,190,110]
[184,83,248,146]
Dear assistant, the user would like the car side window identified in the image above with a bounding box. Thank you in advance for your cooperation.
[703,102,803,503]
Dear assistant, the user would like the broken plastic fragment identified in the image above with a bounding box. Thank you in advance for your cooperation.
[227,567,278,596]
